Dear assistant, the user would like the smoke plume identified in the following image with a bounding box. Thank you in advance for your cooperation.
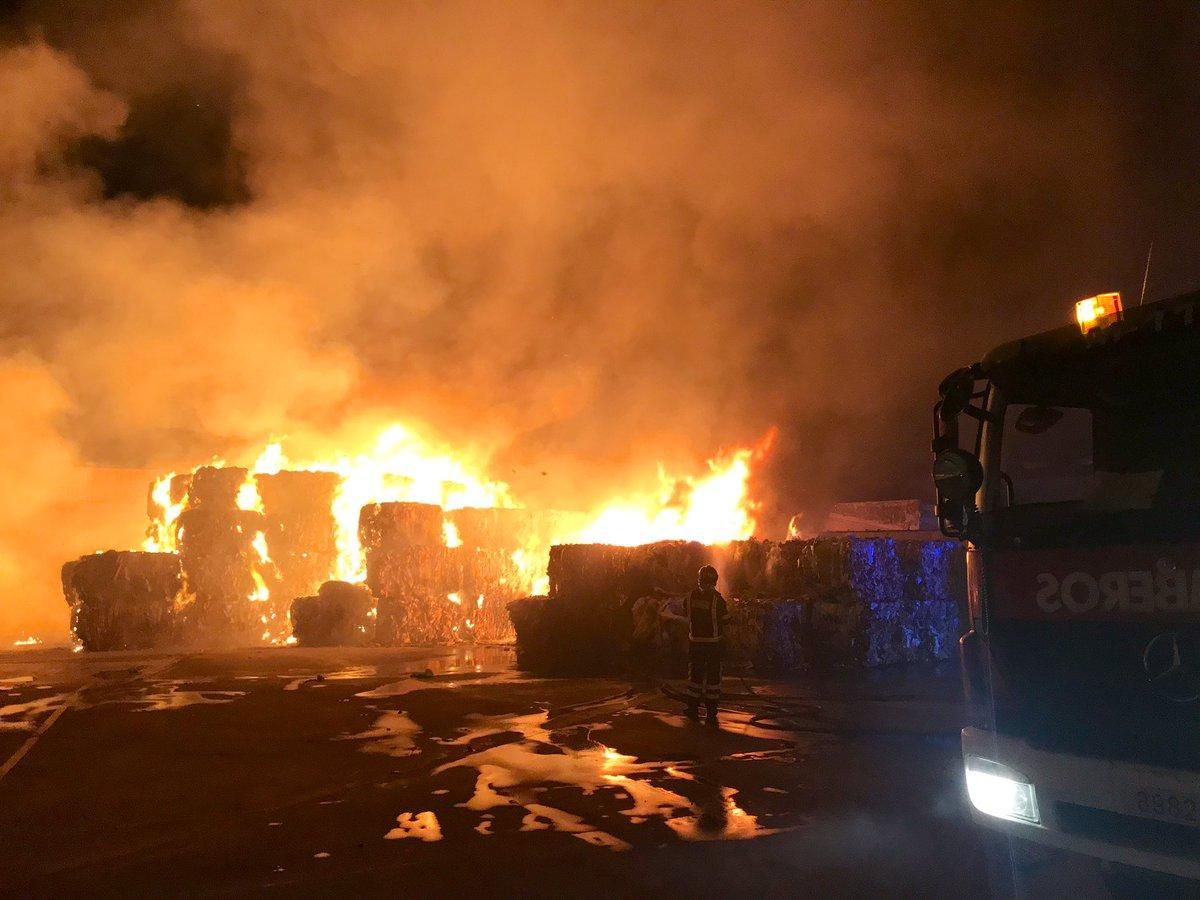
[2,1,1198,639]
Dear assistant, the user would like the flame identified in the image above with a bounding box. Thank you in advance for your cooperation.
[572,430,775,547]
[236,471,263,512]
[131,420,774,647]
[249,569,270,603]
[13,635,41,647]
[143,472,185,552]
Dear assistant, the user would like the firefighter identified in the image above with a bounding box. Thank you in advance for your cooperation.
[674,564,729,723]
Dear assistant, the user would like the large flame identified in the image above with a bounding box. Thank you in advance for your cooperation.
[570,429,775,547]
[141,422,774,636]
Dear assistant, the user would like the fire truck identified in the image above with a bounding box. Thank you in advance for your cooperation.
[933,290,1200,885]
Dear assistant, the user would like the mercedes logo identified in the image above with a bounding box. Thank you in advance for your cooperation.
[1142,632,1200,704]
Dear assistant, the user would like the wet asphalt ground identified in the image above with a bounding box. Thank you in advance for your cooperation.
[0,645,1114,897]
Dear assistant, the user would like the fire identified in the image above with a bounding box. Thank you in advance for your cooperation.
[135,420,774,645]
[143,472,185,552]
[12,635,41,647]
[572,430,775,547]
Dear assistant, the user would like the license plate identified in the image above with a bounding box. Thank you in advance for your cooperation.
[1127,786,1200,827]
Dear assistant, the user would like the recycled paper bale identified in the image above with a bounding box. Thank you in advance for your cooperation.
[62,550,182,651]
[809,597,960,667]
[458,549,521,642]
[724,598,810,675]
[290,580,373,646]
[507,594,622,674]
[187,465,248,509]
[368,545,463,645]
[257,470,340,617]
[359,502,444,551]
[175,506,265,645]
[547,541,713,603]
[446,507,537,550]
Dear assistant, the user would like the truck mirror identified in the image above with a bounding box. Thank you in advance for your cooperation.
[937,368,977,424]
[933,449,983,503]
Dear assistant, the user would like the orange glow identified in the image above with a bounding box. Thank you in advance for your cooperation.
[12,635,41,647]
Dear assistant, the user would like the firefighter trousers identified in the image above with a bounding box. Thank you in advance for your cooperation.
[686,640,722,709]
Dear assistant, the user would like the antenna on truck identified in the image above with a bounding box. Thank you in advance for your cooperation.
[1138,242,1153,306]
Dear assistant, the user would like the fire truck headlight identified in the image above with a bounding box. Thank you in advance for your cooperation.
[964,756,1040,824]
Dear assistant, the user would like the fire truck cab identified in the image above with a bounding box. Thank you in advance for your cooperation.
[933,290,1200,885]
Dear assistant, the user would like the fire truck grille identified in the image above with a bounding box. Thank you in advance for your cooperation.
[988,621,1200,772]
[1055,803,1200,858]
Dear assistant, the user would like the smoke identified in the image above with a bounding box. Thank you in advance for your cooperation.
[1,1,1199,639]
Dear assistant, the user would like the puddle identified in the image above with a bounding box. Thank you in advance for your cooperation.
[284,665,379,691]
[355,671,521,699]
[385,811,443,841]
[118,683,246,712]
[0,694,67,731]
[430,709,781,849]
[339,711,422,756]
[665,787,780,841]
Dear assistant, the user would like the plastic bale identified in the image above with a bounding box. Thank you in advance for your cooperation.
[62,550,182,651]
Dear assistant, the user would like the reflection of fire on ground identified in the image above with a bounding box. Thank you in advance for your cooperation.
[421,708,782,849]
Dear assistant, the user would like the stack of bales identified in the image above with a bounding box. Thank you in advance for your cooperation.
[508,536,966,675]
[257,470,340,631]
[62,550,182,650]
[447,507,584,643]
[362,502,462,644]
[174,466,265,646]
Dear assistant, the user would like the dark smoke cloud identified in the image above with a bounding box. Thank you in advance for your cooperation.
[1,0,1199,638]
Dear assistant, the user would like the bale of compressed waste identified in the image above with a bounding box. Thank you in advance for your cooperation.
[187,465,248,509]
[724,598,810,675]
[175,506,265,646]
[459,548,521,642]
[548,541,713,603]
[289,580,374,646]
[446,507,537,550]
[359,502,444,551]
[809,597,960,667]
[257,470,340,621]
[62,550,182,651]
[507,594,623,674]
[367,545,463,644]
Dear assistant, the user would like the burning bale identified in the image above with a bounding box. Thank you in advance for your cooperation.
[172,466,269,646]
[257,470,340,621]
[360,501,445,550]
[362,503,460,644]
[290,580,373,647]
[62,551,182,651]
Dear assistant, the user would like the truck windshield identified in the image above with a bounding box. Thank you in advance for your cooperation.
[983,334,1200,545]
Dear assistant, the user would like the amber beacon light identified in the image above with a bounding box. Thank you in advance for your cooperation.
[1074,291,1123,333]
